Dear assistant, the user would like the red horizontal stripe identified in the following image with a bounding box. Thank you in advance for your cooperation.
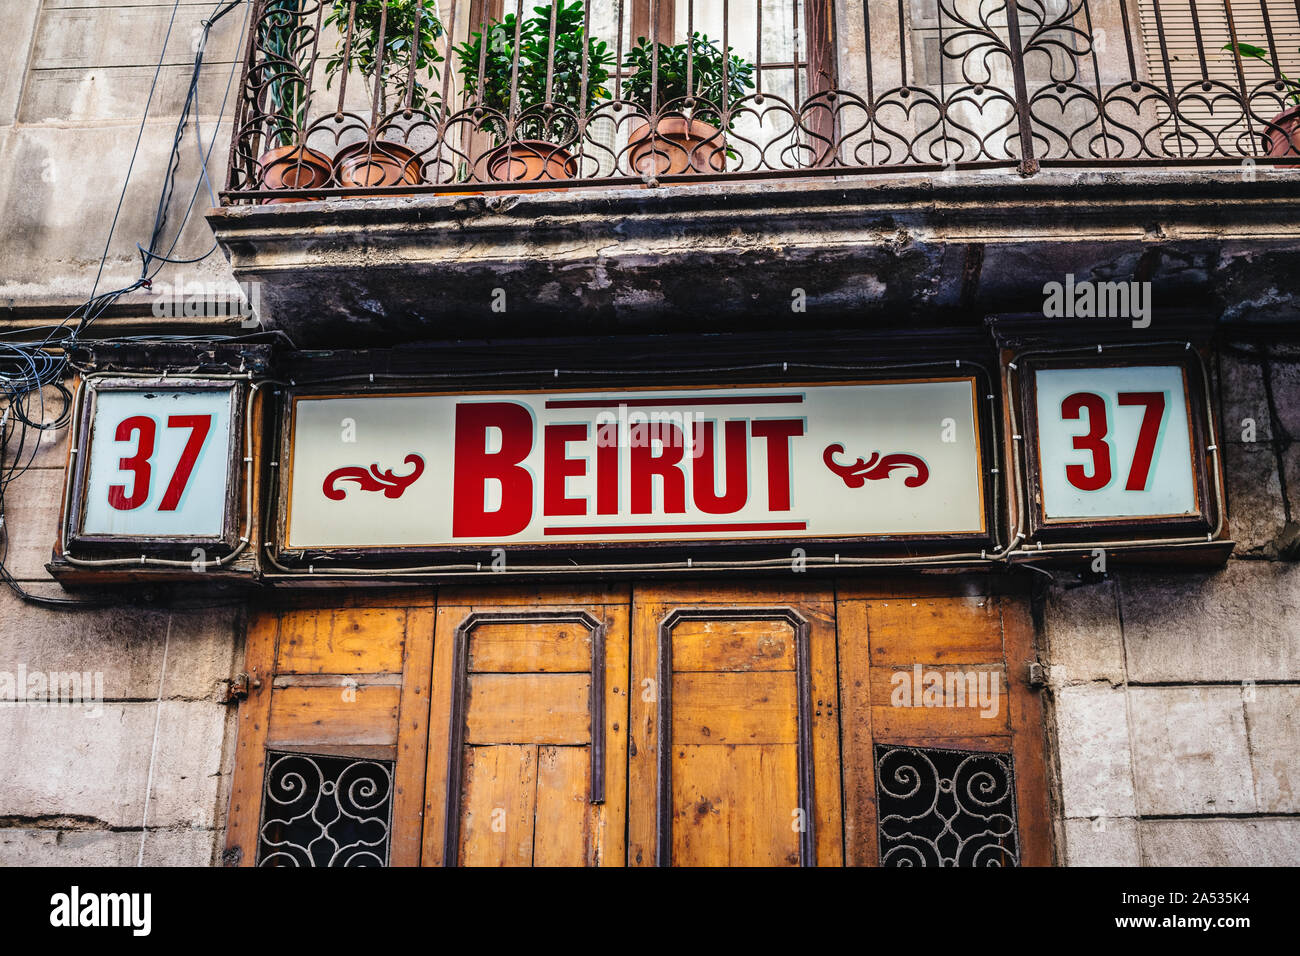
[543,521,808,536]
[544,395,804,409]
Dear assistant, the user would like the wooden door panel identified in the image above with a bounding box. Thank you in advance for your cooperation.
[424,596,629,867]
[672,743,801,867]
[266,684,401,747]
[668,618,797,671]
[224,594,435,867]
[671,671,798,744]
[630,590,843,867]
[275,606,407,674]
[467,619,594,672]
[463,673,592,744]
[458,744,537,867]
[836,590,1051,867]
[864,596,1005,665]
[533,746,596,866]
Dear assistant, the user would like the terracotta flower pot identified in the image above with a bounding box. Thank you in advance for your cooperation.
[1264,105,1300,168]
[628,117,727,177]
[257,144,333,204]
[333,140,424,190]
[485,140,578,183]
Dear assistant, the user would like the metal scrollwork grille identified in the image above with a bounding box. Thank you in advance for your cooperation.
[874,745,1021,867]
[257,752,395,866]
[226,1,1300,203]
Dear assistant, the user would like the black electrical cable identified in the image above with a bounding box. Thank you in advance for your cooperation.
[79,0,185,335]
[139,0,250,283]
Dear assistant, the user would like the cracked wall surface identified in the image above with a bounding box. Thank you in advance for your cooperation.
[0,1,246,866]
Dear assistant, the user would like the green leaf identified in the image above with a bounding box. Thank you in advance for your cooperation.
[1224,41,1270,60]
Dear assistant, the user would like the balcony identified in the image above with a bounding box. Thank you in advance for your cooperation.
[208,1,1300,344]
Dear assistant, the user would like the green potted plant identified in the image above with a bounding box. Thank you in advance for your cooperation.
[620,32,755,177]
[256,0,333,201]
[324,0,446,188]
[455,1,613,183]
[1223,41,1300,164]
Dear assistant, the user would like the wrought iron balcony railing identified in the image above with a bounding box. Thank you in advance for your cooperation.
[223,0,1300,203]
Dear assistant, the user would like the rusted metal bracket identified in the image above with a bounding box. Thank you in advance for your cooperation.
[220,672,259,705]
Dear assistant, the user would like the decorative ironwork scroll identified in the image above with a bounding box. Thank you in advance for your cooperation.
[257,752,395,866]
[874,745,1020,867]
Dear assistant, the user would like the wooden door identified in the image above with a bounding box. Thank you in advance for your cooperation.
[224,591,436,867]
[628,584,843,867]
[835,582,1052,867]
[421,586,630,866]
[226,579,1051,867]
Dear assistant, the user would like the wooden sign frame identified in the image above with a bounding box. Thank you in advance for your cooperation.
[1013,353,1218,544]
[64,377,247,555]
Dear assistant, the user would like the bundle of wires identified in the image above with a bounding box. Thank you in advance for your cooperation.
[0,0,253,607]
[0,343,86,606]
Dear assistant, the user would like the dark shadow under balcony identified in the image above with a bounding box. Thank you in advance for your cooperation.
[209,167,1300,346]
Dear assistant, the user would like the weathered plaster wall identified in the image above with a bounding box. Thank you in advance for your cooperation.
[0,383,244,865]
[0,0,244,320]
[0,0,246,865]
[1045,343,1300,866]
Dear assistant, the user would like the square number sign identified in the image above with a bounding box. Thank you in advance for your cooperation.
[1034,365,1199,521]
[77,385,238,541]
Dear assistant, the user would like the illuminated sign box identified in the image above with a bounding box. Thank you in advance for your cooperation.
[66,379,245,553]
[279,380,990,553]
[1016,358,1217,543]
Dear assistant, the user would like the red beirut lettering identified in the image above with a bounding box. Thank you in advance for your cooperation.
[452,402,534,537]
[449,401,805,538]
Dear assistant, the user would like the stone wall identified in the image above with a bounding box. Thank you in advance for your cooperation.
[0,0,246,866]
[0,383,244,865]
[1045,343,1300,866]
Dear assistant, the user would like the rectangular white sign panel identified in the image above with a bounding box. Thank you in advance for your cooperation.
[1034,365,1198,521]
[284,380,986,549]
[80,387,235,539]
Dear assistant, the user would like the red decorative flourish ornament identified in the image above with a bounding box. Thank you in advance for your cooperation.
[323,454,425,501]
[823,445,929,488]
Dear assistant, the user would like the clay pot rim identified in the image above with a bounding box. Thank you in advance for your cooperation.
[256,144,333,199]
[626,116,728,176]
[334,139,422,160]
[627,116,724,144]
[257,143,333,171]
[485,140,579,179]
[487,139,578,156]
[1267,103,1300,126]
[332,139,425,188]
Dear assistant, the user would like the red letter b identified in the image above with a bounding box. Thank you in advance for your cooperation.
[453,402,534,537]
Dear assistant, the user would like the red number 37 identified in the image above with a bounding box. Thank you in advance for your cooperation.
[1060,392,1165,493]
[107,415,213,511]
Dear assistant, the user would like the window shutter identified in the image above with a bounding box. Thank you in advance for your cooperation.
[1139,0,1300,151]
